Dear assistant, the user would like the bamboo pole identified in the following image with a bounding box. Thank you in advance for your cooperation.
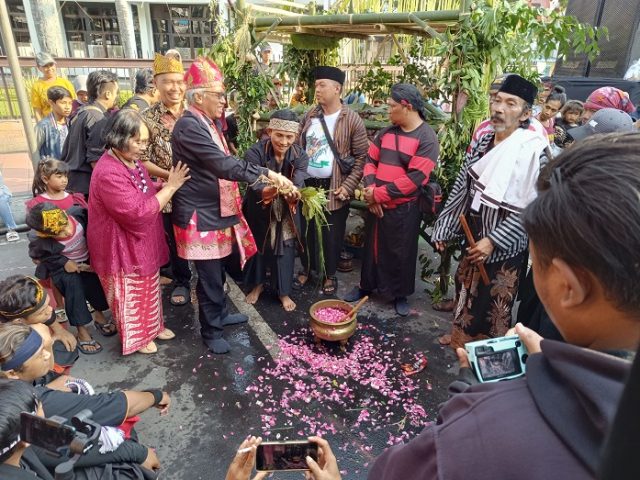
[253,10,462,29]
[459,214,491,286]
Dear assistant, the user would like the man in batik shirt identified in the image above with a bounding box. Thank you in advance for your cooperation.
[140,52,191,307]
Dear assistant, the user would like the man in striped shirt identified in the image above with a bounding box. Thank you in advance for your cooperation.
[432,74,548,349]
[344,84,439,316]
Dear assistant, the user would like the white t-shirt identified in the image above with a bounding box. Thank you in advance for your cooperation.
[305,110,340,179]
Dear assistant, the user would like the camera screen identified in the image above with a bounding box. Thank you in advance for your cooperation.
[477,348,522,381]
[256,442,318,471]
[20,413,75,452]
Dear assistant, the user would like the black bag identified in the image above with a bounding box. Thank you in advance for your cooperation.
[318,114,355,175]
[418,179,443,218]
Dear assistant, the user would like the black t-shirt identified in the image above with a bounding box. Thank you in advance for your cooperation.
[36,386,128,427]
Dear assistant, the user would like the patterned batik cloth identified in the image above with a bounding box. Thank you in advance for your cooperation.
[98,271,163,355]
[174,211,257,266]
[449,252,526,350]
[173,106,258,266]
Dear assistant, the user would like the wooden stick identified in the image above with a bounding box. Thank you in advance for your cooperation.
[459,214,491,286]
[341,296,369,323]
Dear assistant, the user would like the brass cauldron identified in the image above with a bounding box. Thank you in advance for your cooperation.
[309,299,357,350]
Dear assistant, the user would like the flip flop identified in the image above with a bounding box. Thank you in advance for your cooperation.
[322,276,338,296]
[77,339,103,355]
[95,321,117,337]
[170,286,190,306]
[292,271,311,290]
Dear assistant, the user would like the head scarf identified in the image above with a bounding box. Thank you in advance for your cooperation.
[390,83,427,120]
[584,87,636,114]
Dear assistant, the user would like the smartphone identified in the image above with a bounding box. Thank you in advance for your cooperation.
[20,413,76,454]
[256,440,319,472]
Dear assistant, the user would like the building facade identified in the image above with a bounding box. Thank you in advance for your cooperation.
[0,0,220,60]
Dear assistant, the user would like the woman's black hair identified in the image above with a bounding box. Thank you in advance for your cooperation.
[46,86,72,103]
[103,109,148,152]
[545,85,567,107]
[0,276,41,323]
[269,109,299,122]
[523,132,640,314]
[0,379,37,461]
[32,157,69,196]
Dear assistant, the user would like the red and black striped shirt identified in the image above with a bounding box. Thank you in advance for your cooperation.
[363,123,439,207]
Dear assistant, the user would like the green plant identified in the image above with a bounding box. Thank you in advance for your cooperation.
[354,60,393,101]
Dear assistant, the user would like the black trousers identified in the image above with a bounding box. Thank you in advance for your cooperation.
[244,243,296,297]
[163,212,191,289]
[301,204,349,279]
[51,271,109,327]
[194,258,229,340]
[360,201,421,298]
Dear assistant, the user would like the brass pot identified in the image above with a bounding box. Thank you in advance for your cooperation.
[309,299,357,346]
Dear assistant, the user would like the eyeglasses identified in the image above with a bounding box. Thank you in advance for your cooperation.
[204,90,226,100]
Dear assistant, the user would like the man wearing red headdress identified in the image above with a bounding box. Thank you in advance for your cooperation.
[171,57,295,354]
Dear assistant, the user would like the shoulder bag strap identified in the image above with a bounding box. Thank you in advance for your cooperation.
[318,114,344,169]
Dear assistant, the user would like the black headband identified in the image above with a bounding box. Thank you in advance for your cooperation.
[1,329,43,371]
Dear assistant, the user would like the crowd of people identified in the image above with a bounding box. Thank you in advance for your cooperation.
[0,45,639,479]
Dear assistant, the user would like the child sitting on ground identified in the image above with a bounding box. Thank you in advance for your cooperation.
[554,100,584,150]
[0,275,78,375]
[35,86,73,161]
[25,202,115,355]
[27,157,88,211]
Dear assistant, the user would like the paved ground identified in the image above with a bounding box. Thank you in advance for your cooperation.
[0,226,458,479]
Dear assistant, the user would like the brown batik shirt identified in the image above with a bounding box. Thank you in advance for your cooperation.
[140,102,184,213]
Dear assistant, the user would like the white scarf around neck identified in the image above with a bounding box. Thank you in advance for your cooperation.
[469,127,547,214]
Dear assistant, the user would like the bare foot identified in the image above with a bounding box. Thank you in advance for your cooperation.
[279,295,296,311]
[246,284,264,305]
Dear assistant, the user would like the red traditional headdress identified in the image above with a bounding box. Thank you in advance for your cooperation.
[184,57,224,91]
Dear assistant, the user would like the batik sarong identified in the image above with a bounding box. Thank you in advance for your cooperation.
[98,271,163,355]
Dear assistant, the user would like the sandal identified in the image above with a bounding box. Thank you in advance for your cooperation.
[138,341,158,354]
[156,328,175,341]
[77,339,103,355]
[322,276,338,296]
[432,299,455,312]
[95,321,117,337]
[170,286,190,306]
[292,271,311,290]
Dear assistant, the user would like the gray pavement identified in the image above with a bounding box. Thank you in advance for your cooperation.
[0,228,457,480]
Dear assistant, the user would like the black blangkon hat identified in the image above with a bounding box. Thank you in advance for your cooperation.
[498,74,538,105]
[313,66,346,85]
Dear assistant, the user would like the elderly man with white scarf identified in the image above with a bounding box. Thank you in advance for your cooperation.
[432,74,548,350]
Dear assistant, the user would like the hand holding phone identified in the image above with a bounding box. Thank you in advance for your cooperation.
[304,437,342,480]
[256,440,319,472]
[225,436,266,480]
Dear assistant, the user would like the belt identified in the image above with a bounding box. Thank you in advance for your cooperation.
[305,177,331,189]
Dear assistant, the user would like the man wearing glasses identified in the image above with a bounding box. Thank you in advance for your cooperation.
[171,57,295,354]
